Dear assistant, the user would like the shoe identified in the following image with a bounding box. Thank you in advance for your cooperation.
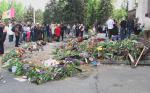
[15,45,19,47]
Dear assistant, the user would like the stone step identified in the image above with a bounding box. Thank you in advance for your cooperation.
[139,60,150,65]
[142,55,150,60]
[100,60,150,66]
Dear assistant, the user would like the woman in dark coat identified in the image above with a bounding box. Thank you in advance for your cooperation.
[37,25,43,40]
[0,21,4,54]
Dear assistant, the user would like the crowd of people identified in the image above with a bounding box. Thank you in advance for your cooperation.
[1,13,150,55]
[0,18,88,55]
[105,16,144,41]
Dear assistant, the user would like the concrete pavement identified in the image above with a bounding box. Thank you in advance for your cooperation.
[0,65,150,93]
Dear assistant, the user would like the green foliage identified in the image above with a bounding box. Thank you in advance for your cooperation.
[84,0,113,25]
[0,0,25,21]
[12,1,25,21]
[84,0,99,26]
[44,0,113,25]
[44,0,86,24]
[0,0,9,14]
[112,0,128,22]
[97,0,113,24]
[23,6,43,23]
[112,8,127,22]
[23,6,34,23]
[35,9,44,24]
[43,0,58,23]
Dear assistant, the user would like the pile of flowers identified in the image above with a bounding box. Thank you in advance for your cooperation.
[53,37,144,65]
[2,43,82,85]
[1,37,144,84]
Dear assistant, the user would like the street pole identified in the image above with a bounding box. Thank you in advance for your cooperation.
[33,8,35,24]
[126,0,129,19]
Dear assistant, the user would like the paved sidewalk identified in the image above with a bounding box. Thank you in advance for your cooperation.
[0,65,150,93]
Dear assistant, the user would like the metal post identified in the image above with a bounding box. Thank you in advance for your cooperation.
[33,8,35,24]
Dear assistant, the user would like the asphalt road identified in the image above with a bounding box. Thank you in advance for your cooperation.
[0,65,150,93]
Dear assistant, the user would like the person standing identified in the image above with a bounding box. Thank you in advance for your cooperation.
[3,22,8,43]
[67,24,71,36]
[143,13,150,41]
[51,24,55,40]
[61,24,66,41]
[37,24,43,40]
[55,24,61,42]
[17,22,23,43]
[97,24,103,33]
[26,25,31,42]
[72,24,76,36]
[0,19,4,54]
[8,22,14,43]
[46,24,51,42]
[127,18,134,38]
[79,24,84,38]
[14,25,20,47]
[75,24,80,38]
[30,24,35,42]
[112,20,119,41]
[33,24,38,41]
[106,17,115,39]
[120,18,127,40]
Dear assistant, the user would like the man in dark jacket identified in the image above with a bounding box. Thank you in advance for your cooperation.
[127,18,134,38]
[61,24,66,41]
[12,23,21,47]
[120,19,127,40]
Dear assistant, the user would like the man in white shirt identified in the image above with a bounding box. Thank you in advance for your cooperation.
[106,17,114,39]
[143,13,150,41]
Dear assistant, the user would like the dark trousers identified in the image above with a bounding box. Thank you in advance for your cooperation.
[120,28,126,40]
[23,32,26,41]
[76,30,79,37]
[0,42,4,54]
[108,29,113,39]
[3,32,7,42]
[31,31,35,42]
[61,31,64,41]
[80,31,83,37]
[56,36,60,42]
[46,31,51,41]
[15,35,20,47]
[127,28,133,38]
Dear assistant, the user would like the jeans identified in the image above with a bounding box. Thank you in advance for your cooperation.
[0,41,4,54]
[46,31,51,41]
[120,28,126,40]
[127,28,133,38]
[23,32,26,41]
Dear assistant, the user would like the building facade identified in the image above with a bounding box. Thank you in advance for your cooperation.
[128,0,150,23]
